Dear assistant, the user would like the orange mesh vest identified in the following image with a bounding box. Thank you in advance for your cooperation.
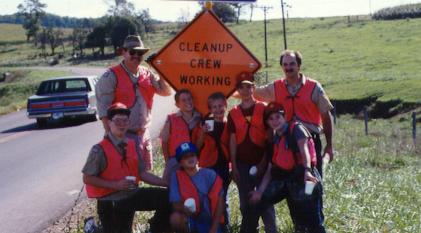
[176,170,224,223]
[272,122,317,171]
[193,121,230,168]
[167,113,197,157]
[274,78,322,126]
[229,102,266,147]
[85,138,140,198]
[110,64,156,109]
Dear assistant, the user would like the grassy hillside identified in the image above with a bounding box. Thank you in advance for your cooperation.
[1,16,420,115]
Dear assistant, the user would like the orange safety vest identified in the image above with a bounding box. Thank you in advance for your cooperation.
[167,113,198,157]
[272,122,317,171]
[229,102,266,147]
[176,170,224,223]
[110,64,156,110]
[85,138,140,198]
[274,78,322,126]
[193,121,230,168]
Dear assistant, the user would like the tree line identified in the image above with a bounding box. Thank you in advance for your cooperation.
[10,0,256,58]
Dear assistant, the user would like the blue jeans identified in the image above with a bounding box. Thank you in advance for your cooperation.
[188,217,223,233]
[261,167,326,233]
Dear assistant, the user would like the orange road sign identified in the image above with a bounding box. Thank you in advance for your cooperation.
[151,9,261,116]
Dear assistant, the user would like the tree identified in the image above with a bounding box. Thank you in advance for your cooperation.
[199,2,236,23]
[105,0,135,17]
[86,25,107,56]
[249,3,256,22]
[230,3,247,24]
[17,0,47,42]
[108,16,137,54]
[46,27,63,55]
[70,28,88,56]
[137,9,154,34]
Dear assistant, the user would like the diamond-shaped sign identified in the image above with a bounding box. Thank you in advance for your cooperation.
[151,9,261,115]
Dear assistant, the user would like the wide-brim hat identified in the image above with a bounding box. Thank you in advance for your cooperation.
[122,35,150,54]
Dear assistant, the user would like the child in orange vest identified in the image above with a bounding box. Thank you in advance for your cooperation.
[228,73,277,233]
[248,102,326,233]
[193,92,231,229]
[169,142,225,233]
[160,89,201,182]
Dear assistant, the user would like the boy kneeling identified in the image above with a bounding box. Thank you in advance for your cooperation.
[82,103,171,233]
[249,102,326,233]
[169,142,225,233]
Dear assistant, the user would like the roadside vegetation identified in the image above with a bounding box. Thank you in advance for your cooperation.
[45,115,420,233]
[1,14,420,116]
[373,3,421,20]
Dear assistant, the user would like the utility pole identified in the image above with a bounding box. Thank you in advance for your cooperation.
[256,6,273,68]
[281,0,287,50]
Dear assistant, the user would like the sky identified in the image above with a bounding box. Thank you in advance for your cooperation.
[1,0,420,22]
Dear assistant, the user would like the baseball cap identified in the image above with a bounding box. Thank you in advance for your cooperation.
[264,102,285,122]
[107,102,131,120]
[175,142,198,162]
[236,71,254,87]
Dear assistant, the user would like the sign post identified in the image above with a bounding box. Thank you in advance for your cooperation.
[151,9,261,115]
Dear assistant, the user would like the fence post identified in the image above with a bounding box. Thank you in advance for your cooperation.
[364,108,368,135]
[413,112,416,147]
[333,104,337,125]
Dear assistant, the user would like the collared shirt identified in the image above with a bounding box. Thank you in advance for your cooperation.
[254,74,333,134]
[95,61,163,132]
[82,133,146,200]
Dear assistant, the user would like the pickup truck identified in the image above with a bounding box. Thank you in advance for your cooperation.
[27,76,99,127]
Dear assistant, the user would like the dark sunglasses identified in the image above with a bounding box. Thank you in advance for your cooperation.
[128,49,144,56]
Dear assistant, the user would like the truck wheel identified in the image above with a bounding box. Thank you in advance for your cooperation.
[36,118,48,128]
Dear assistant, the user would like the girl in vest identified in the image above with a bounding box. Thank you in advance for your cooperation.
[248,102,326,233]
[169,142,225,233]
[193,92,231,229]
[161,89,202,182]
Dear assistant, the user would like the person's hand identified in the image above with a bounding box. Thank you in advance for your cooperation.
[231,167,240,184]
[323,144,334,162]
[183,206,194,216]
[304,170,318,183]
[248,190,262,204]
[145,52,156,64]
[200,121,211,133]
[113,179,135,190]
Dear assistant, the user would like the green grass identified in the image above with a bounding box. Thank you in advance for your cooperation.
[1,16,421,105]
[0,68,71,114]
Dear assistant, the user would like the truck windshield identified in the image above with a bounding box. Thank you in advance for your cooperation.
[37,78,91,95]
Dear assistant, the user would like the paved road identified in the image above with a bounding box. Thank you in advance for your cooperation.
[0,67,175,233]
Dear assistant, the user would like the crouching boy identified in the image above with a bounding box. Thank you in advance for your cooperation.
[82,103,171,233]
[249,102,326,233]
[169,142,225,233]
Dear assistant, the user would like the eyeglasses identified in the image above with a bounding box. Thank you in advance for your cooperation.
[128,49,144,56]
[112,118,129,124]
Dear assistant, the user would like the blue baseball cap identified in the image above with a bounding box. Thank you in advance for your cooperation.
[175,142,198,162]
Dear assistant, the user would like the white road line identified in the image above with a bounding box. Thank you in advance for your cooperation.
[0,131,31,144]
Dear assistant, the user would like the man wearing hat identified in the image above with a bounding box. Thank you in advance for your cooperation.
[227,73,277,233]
[96,35,172,171]
[82,103,171,233]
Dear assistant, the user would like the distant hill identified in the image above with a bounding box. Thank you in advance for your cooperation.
[0,13,100,28]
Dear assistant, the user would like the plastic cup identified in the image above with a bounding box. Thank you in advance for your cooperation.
[184,198,196,213]
[304,181,316,195]
[249,166,257,176]
[205,119,214,131]
[126,176,136,190]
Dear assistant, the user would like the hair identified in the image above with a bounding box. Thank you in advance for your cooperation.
[107,109,130,120]
[174,89,192,103]
[279,49,302,66]
[207,92,227,109]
